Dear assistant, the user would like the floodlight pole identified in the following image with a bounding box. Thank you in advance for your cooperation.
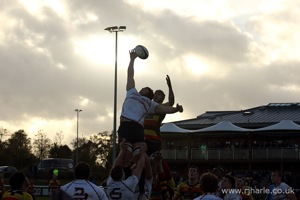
[75,109,82,165]
[104,26,126,163]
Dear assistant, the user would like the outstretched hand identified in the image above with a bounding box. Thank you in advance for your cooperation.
[129,49,138,60]
[166,75,172,88]
[176,103,183,113]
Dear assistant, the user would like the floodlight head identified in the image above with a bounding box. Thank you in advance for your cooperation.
[104,26,118,32]
[105,26,126,32]
[119,26,126,30]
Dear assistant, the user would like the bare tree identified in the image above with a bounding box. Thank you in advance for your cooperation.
[33,130,51,160]
[0,127,9,142]
[54,131,64,146]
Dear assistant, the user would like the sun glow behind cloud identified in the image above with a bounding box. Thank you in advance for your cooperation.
[72,36,113,64]
[183,54,209,76]
[72,34,138,66]
[19,0,66,18]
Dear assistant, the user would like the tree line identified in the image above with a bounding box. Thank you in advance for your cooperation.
[0,128,114,179]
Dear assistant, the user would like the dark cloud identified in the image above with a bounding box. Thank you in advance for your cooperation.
[0,0,299,143]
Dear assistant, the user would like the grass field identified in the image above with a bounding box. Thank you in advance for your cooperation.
[36,197,50,200]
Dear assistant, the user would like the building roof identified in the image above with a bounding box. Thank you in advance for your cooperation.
[173,102,300,129]
[195,121,249,132]
[160,122,192,133]
[255,120,300,131]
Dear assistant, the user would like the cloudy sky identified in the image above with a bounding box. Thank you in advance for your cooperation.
[1,0,300,146]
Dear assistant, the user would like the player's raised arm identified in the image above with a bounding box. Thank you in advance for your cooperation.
[126,49,137,91]
[162,75,175,106]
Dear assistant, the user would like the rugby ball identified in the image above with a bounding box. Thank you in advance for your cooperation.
[134,45,149,59]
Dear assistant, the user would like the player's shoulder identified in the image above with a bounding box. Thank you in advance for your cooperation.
[23,191,34,200]
[279,182,290,188]
[127,87,137,93]
[60,180,76,190]
[127,175,139,183]
[178,181,189,187]
[86,180,102,190]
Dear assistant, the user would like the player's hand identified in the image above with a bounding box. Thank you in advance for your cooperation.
[166,75,172,88]
[120,138,131,151]
[176,103,183,113]
[129,49,138,60]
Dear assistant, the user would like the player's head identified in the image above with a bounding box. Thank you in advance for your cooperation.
[222,174,236,189]
[9,172,27,190]
[110,165,125,181]
[199,172,219,194]
[212,166,224,179]
[139,87,154,100]
[188,165,200,180]
[271,170,282,184]
[153,90,165,103]
[74,162,90,180]
[235,177,245,189]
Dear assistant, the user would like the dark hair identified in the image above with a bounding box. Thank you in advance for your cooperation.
[143,87,154,100]
[110,165,124,181]
[189,165,200,174]
[9,172,26,190]
[236,176,245,182]
[271,170,282,177]
[74,162,90,180]
[212,166,224,176]
[200,173,219,193]
[224,174,236,188]
[154,90,166,103]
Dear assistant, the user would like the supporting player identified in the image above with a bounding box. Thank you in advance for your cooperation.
[60,162,108,200]
[107,139,145,199]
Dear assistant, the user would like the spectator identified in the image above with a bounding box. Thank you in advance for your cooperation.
[174,165,202,200]
[194,172,222,200]
[265,170,296,200]
[221,174,242,200]
[235,177,254,200]
[211,166,225,197]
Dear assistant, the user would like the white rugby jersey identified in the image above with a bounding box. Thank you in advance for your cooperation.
[107,175,139,200]
[61,179,108,200]
[121,87,158,126]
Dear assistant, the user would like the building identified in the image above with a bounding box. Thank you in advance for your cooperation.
[160,102,300,187]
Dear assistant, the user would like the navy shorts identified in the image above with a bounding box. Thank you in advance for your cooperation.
[117,121,145,144]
